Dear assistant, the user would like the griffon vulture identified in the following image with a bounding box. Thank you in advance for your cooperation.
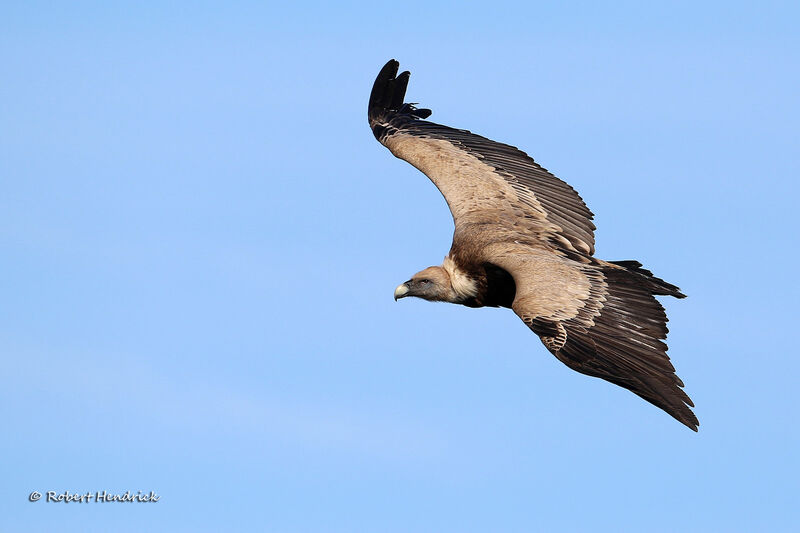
[368,60,697,430]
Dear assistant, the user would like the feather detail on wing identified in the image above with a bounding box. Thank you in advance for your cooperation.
[508,256,698,430]
[369,60,596,255]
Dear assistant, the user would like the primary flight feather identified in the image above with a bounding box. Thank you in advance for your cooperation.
[368,59,697,430]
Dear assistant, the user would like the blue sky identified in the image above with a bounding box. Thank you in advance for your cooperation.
[1,1,798,531]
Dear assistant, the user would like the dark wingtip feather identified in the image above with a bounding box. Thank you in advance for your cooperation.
[679,409,700,431]
[391,71,410,110]
[368,60,432,134]
[368,60,399,121]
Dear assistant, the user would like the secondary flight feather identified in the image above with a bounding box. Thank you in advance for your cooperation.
[368,59,697,430]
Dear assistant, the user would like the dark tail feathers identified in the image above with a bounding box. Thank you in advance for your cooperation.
[609,260,686,299]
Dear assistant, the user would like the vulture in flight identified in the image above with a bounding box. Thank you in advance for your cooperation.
[368,60,697,431]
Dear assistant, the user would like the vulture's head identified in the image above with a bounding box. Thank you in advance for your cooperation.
[394,266,455,303]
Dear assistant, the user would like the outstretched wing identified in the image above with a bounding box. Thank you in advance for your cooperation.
[368,60,596,255]
[495,247,697,430]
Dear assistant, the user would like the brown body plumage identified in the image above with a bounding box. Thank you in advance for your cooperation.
[370,60,697,430]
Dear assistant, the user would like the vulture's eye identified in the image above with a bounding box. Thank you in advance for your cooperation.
[419,279,431,285]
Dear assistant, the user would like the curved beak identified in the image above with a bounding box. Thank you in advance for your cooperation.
[394,283,410,301]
